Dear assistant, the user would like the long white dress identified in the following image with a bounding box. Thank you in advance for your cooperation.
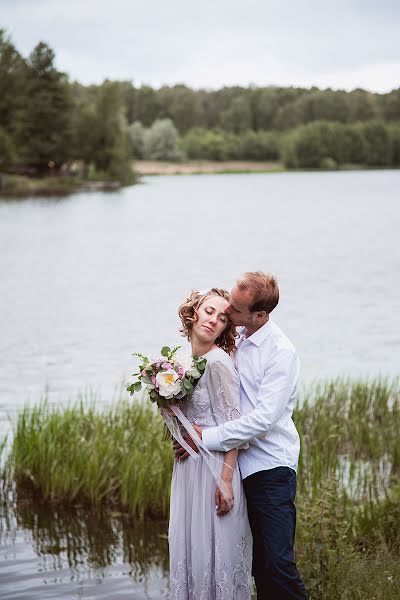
[168,347,253,600]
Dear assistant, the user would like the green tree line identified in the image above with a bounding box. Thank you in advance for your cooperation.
[0,30,133,183]
[1,29,400,176]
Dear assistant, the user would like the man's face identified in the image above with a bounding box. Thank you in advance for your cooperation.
[225,285,255,328]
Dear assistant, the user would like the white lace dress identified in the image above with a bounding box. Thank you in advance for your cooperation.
[168,347,253,600]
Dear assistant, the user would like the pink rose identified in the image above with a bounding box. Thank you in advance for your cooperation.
[178,367,184,378]
[162,362,172,370]
[151,375,157,386]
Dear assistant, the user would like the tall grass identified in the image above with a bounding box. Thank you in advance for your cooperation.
[3,378,400,599]
[294,378,400,599]
[296,378,400,498]
[3,399,173,519]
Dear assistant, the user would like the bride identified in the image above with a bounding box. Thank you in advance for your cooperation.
[166,288,252,599]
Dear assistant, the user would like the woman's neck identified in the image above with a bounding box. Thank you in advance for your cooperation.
[191,337,216,358]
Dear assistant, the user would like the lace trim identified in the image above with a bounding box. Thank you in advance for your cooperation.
[170,534,252,600]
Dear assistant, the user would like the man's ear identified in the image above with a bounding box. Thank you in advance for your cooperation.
[256,311,267,320]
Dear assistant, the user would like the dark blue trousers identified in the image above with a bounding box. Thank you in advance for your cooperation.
[243,467,308,600]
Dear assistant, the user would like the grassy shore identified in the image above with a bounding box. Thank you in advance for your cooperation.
[0,174,122,197]
[2,378,400,599]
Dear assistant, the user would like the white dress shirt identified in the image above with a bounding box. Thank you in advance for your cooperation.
[202,319,301,479]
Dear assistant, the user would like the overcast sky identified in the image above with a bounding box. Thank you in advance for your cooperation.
[1,0,399,92]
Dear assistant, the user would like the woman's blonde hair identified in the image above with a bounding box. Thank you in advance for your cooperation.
[178,288,237,355]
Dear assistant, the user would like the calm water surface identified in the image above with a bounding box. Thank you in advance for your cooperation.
[0,488,168,599]
[1,170,399,598]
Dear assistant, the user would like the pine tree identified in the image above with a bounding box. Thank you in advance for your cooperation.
[15,42,73,172]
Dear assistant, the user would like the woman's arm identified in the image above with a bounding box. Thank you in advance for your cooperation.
[215,448,238,516]
[205,359,243,516]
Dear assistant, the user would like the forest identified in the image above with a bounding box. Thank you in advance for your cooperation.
[1,29,399,184]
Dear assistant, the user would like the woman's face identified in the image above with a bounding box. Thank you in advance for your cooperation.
[192,296,230,344]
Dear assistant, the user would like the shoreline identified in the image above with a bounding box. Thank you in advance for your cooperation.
[135,160,284,175]
[1,165,397,197]
[0,175,122,198]
[135,161,399,177]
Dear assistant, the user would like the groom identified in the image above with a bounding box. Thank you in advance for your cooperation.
[174,271,308,600]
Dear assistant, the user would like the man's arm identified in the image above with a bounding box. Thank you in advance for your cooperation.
[202,348,299,452]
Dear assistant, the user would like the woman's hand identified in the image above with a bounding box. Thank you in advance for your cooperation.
[215,480,234,516]
[172,435,199,461]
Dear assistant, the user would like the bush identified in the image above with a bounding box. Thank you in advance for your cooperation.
[181,128,282,161]
[128,121,145,159]
[389,123,400,166]
[143,119,183,161]
[237,130,281,161]
[360,122,391,166]
[0,126,16,167]
[319,157,337,170]
[181,128,227,161]
[283,121,396,169]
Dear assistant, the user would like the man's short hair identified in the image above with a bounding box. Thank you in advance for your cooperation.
[237,271,279,314]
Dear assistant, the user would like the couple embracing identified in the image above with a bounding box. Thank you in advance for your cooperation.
[167,271,308,600]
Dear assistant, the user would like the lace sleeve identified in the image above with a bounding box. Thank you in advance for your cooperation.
[206,359,249,449]
[207,359,240,424]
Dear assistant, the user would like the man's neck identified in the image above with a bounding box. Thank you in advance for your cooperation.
[245,316,269,338]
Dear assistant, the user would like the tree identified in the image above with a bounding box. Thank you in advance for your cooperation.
[360,122,391,166]
[15,42,73,171]
[237,130,280,160]
[342,124,366,165]
[251,87,281,131]
[0,127,16,167]
[347,89,378,122]
[380,89,400,122]
[158,85,203,133]
[282,122,340,169]
[389,124,400,166]
[181,128,228,160]
[90,80,134,182]
[128,121,145,159]
[0,30,25,141]
[143,119,183,161]
[220,95,253,134]
[132,85,161,126]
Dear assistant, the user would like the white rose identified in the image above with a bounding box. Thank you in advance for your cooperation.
[174,349,194,372]
[156,370,182,398]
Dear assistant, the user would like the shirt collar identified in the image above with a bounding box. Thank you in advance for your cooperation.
[238,319,272,347]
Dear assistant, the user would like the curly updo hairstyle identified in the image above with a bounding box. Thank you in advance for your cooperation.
[178,288,237,355]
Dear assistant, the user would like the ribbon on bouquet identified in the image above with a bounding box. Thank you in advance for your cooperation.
[161,405,234,510]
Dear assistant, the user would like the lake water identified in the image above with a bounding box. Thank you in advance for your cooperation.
[1,170,399,598]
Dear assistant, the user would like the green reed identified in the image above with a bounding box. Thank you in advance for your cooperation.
[293,378,400,599]
[3,378,400,599]
[4,379,400,518]
[295,377,400,499]
[4,398,173,519]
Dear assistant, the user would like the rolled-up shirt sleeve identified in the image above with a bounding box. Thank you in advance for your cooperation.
[202,348,299,452]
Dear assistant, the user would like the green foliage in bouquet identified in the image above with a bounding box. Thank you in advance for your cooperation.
[126,346,207,407]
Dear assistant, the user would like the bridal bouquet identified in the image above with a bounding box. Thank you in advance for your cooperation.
[127,346,232,506]
[127,345,207,407]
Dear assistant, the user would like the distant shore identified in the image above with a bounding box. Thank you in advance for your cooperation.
[134,161,398,176]
[135,160,284,176]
